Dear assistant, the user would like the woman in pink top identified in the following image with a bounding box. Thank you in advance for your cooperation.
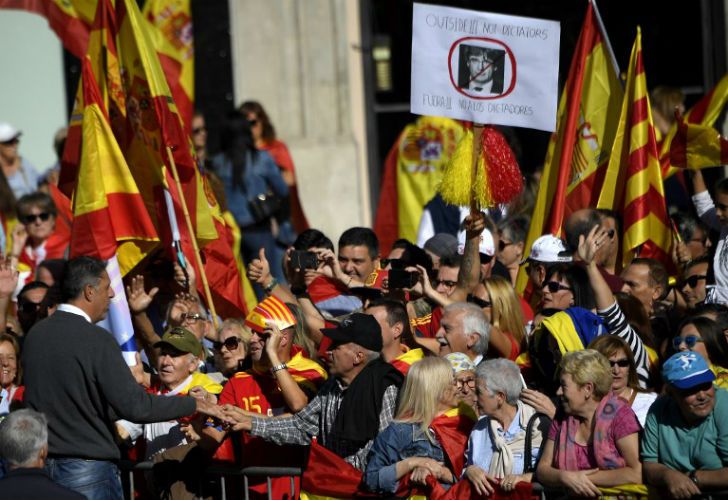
[536,350,642,497]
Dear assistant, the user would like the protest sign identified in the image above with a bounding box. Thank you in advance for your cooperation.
[411,3,560,132]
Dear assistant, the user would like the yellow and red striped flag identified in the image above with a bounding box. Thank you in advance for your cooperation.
[143,0,194,131]
[517,1,622,293]
[70,57,158,261]
[597,27,672,268]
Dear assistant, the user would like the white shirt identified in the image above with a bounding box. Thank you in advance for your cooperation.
[692,190,728,304]
[57,303,92,323]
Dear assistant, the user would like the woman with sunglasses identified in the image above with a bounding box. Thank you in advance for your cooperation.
[541,264,594,312]
[212,110,288,298]
[674,316,728,389]
[9,192,68,286]
[588,335,657,426]
[240,101,309,236]
[213,319,251,379]
[474,276,526,360]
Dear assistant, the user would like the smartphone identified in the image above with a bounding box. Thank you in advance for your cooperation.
[388,269,419,289]
[290,250,319,270]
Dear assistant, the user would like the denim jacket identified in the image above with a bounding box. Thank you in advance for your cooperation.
[211,150,288,228]
[364,421,446,494]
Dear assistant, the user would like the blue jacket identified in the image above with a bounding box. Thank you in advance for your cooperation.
[211,150,288,228]
[364,421,446,494]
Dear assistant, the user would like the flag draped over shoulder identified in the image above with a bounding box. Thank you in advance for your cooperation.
[142,0,194,131]
[374,117,464,254]
[597,28,672,268]
[517,1,622,293]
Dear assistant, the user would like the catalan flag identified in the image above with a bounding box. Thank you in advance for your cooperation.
[517,1,622,293]
[597,27,672,268]
[245,295,297,333]
[143,0,194,131]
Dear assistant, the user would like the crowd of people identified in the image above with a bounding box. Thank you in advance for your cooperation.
[0,89,728,500]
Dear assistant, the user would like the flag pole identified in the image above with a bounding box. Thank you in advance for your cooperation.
[591,0,621,83]
[470,124,485,214]
[165,146,220,330]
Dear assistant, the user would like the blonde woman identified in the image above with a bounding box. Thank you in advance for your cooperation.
[480,276,526,360]
[536,350,642,497]
[364,357,458,494]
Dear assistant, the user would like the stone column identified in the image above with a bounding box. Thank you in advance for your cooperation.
[228,0,370,242]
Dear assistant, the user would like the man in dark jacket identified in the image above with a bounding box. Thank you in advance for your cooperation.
[22,256,224,500]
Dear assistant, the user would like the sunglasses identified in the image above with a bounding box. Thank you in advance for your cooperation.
[248,119,259,127]
[543,281,572,293]
[380,258,405,270]
[20,212,51,224]
[672,335,705,350]
[213,337,242,352]
[498,240,513,252]
[433,279,457,289]
[0,138,18,146]
[181,312,205,322]
[609,358,630,368]
[683,274,707,289]
[192,126,206,135]
[479,253,493,264]
[18,300,42,314]
[467,294,491,308]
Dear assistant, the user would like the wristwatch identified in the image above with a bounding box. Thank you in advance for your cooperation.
[263,278,278,294]
[688,470,699,487]
[271,363,287,374]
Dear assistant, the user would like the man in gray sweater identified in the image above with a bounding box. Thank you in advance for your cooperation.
[23,256,224,500]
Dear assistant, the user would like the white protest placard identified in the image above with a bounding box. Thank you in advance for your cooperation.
[411,3,560,132]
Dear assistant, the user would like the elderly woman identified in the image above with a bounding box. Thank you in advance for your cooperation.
[464,358,547,496]
[364,357,458,494]
[213,319,251,379]
[536,350,642,498]
[588,335,657,426]
[445,352,477,412]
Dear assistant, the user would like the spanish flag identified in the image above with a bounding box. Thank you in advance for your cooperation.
[670,116,728,170]
[597,28,672,268]
[70,57,158,262]
[517,1,622,294]
[142,0,194,131]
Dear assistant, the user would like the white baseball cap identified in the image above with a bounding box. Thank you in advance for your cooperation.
[0,123,21,143]
[521,235,572,264]
[457,227,495,257]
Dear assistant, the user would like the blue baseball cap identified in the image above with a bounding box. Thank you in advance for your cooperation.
[662,352,716,389]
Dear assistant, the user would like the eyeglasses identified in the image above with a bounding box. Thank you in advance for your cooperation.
[181,312,205,322]
[192,126,206,135]
[454,377,476,389]
[609,358,630,368]
[248,119,259,127]
[18,300,42,314]
[467,294,491,308]
[543,281,572,293]
[20,212,51,224]
[433,279,457,289]
[683,274,707,289]
[498,240,513,252]
[673,335,705,350]
[213,337,242,352]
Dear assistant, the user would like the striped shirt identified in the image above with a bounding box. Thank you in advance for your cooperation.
[597,301,651,388]
[250,377,399,470]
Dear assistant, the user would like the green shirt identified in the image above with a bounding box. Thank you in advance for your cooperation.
[641,387,728,471]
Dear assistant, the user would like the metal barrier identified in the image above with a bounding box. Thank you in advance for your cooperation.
[119,460,303,500]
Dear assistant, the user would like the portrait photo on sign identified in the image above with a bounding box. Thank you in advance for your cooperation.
[457,44,505,96]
